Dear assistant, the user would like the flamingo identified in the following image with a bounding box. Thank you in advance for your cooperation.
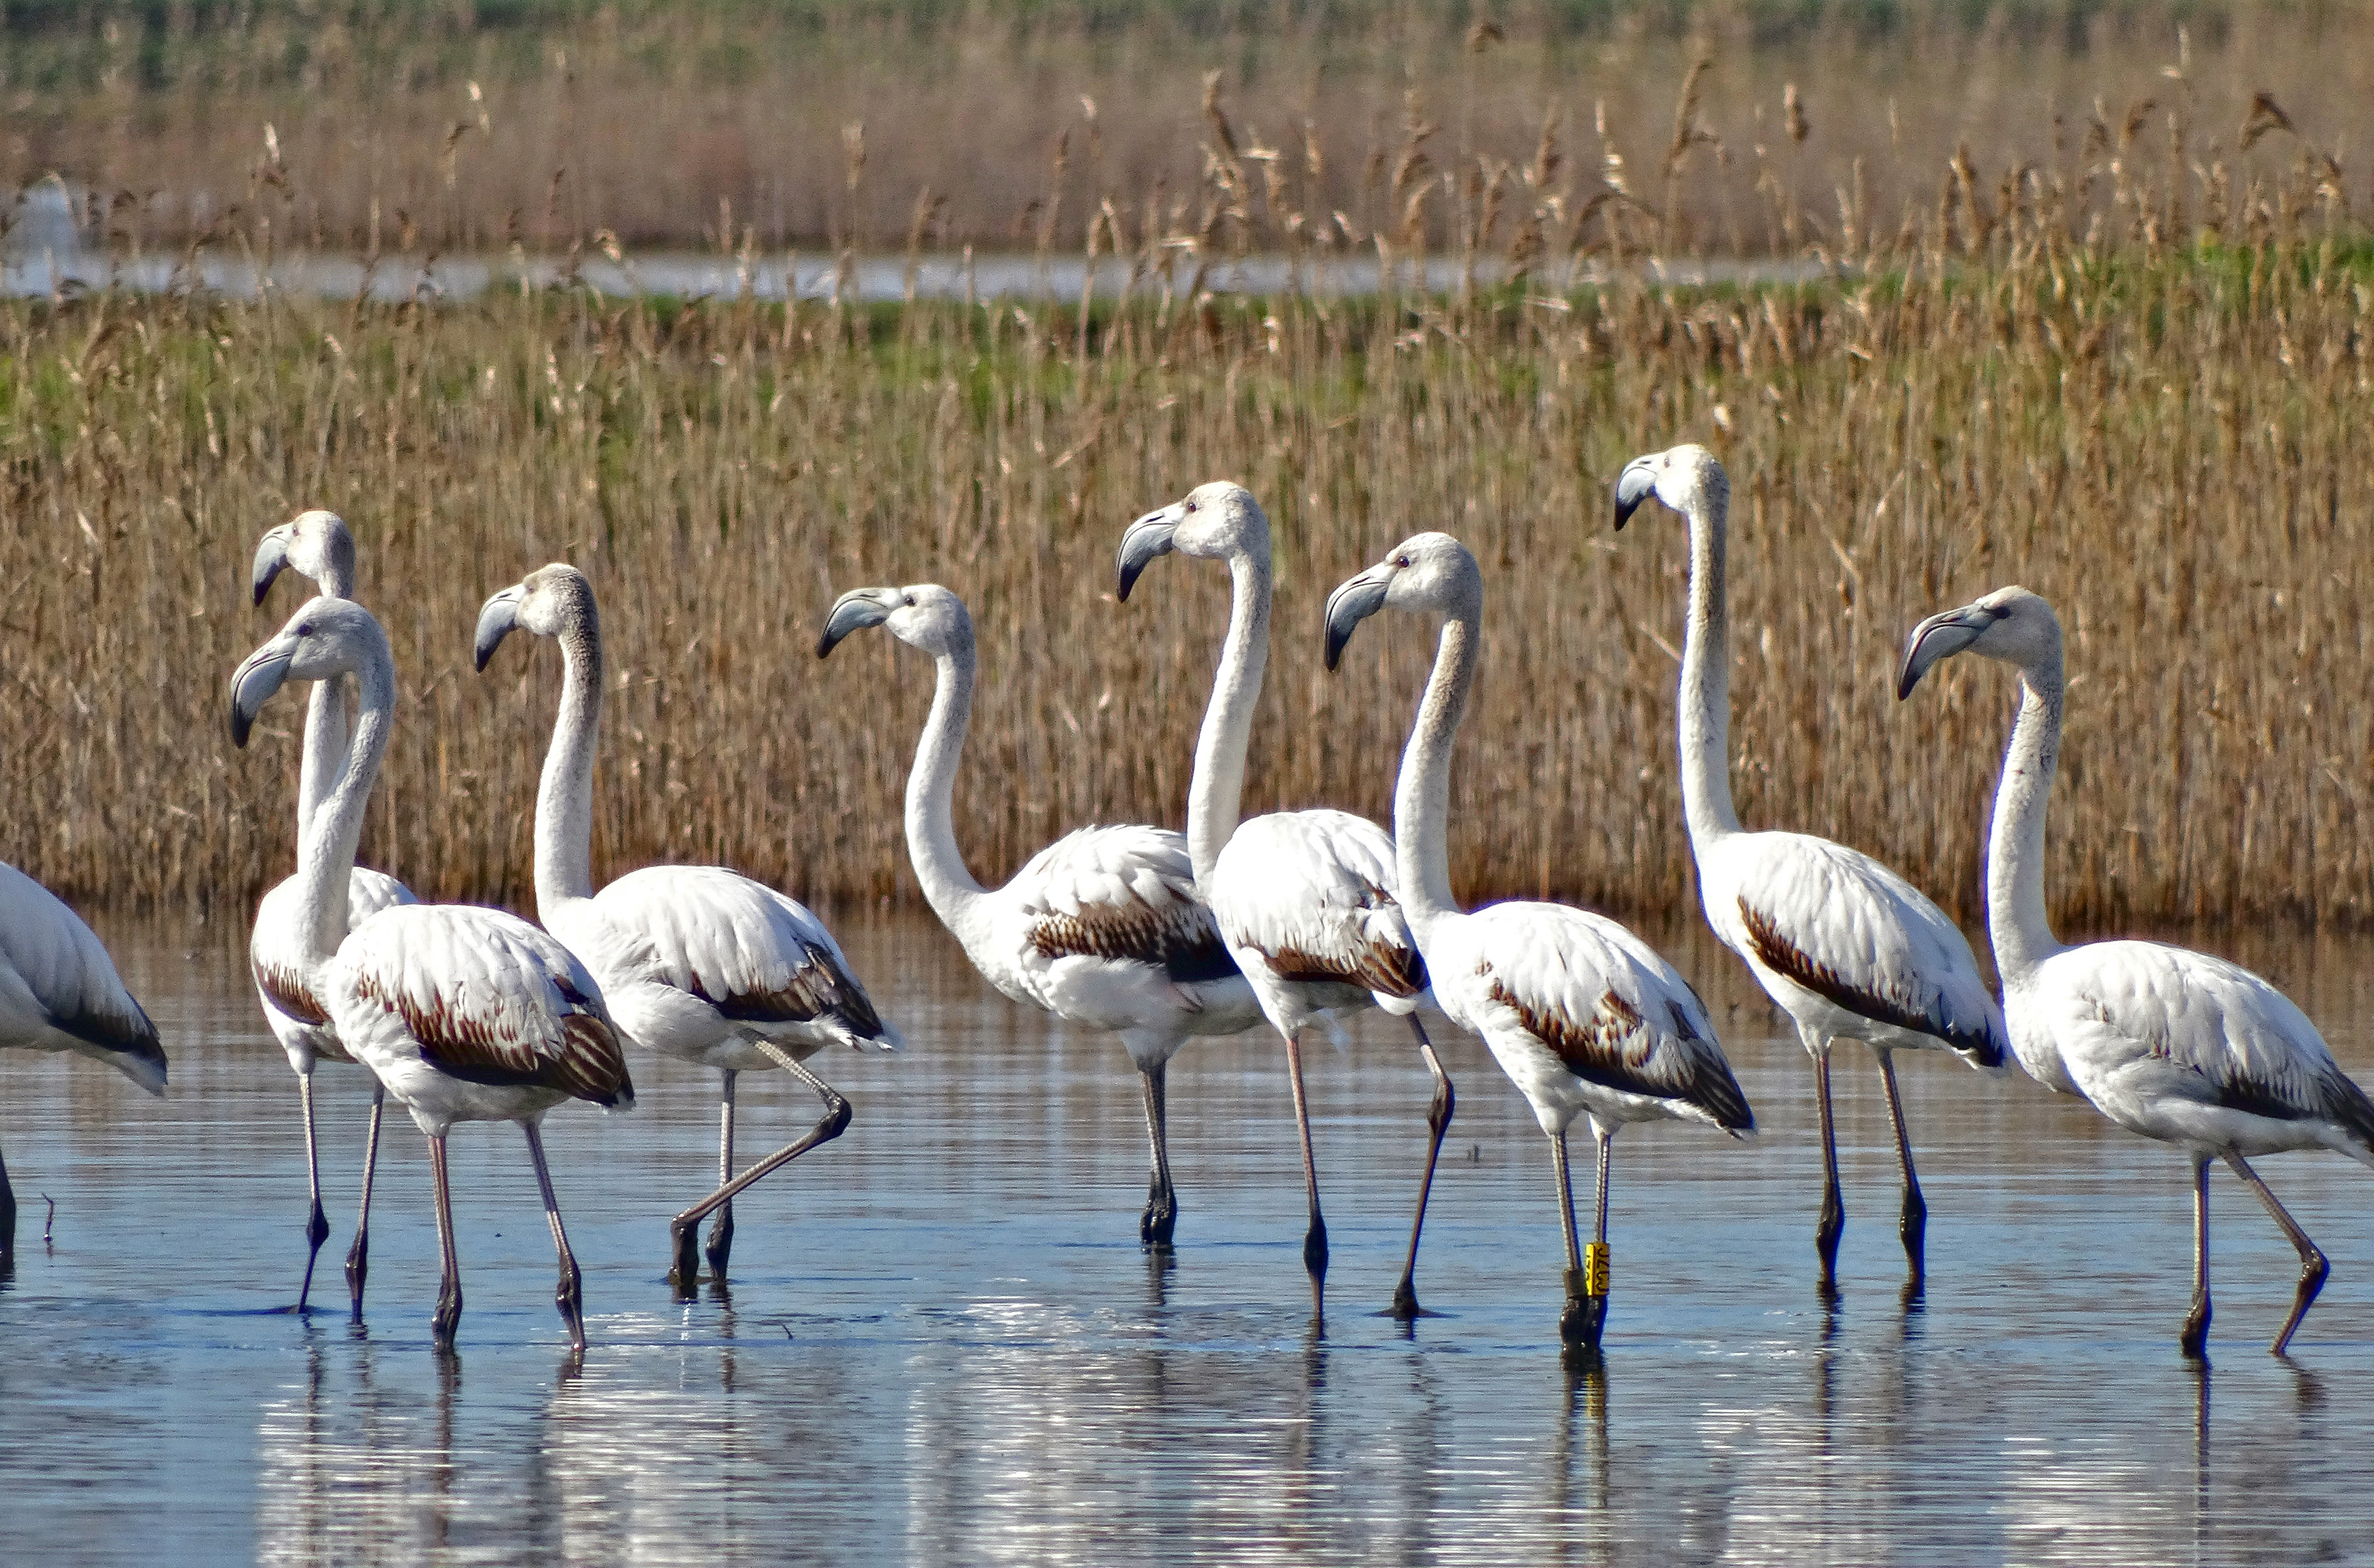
[1118,482,1451,1315]
[250,509,419,1313]
[1,862,167,1259]
[1616,443,2007,1296]
[1900,586,2374,1356]
[231,595,631,1351]
[475,564,900,1297]
[816,582,1263,1248]
[1323,532,1752,1352]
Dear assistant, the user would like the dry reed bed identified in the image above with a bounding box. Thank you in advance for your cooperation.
[2,204,2370,931]
[6,2,2369,257]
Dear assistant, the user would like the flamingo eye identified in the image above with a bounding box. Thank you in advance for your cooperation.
[1394,555,1410,569]
[296,621,314,636]
[903,593,916,607]
[1183,500,1198,513]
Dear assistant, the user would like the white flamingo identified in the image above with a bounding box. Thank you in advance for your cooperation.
[476,564,900,1297]
[1616,443,2008,1296]
[1118,483,1450,1314]
[1900,586,2374,1356]
[1323,532,1753,1352]
[817,582,1263,1247]
[250,509,419,1313]
[1,863,167,1258]
[231,595,632,1351]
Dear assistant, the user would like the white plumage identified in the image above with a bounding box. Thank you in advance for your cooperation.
[1325,531,1751,1353]
[477,564,896,1297]
[249,507,420,1312]
[233,594,631,1351]
[1902,585,2374,1356]
[818,582,1260,1249]
[1118,482,1447,1315]
[1617,443,2005,1296]
[0,861,166,1257]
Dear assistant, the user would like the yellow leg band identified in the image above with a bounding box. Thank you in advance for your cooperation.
[1582,1242,1610,1298]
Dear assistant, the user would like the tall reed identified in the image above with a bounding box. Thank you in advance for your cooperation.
[1,39,2368,937]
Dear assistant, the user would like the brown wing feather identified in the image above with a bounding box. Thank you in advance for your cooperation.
[1740,897,1994,1056]
[255,957,332,1027]
[1263,935,1425,998]
[692,939,884,1036]
[356,969,632,1107]
[1488,976,1753,1131]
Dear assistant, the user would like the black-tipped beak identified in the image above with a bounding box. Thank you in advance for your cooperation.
[251,529,292,607]
[1115,508,1182,603]
[228,640,296,748]
[817,589,894,659]
[1613,459,1659,531]
[474,585,525,673]
[1323,567,1392,672]
[1897,605,1991,700]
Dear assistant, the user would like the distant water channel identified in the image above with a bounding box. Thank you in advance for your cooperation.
[2,180,1826,303]
[4,908,2372,1565]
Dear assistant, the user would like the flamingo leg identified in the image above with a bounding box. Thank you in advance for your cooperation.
[1388,1015,1455,1320]
[344,1082,385,1317]
[2221,1151,2329,1357]
[429,1133,463,1348]
[705,1070,737,1280]
[1875,1046,1927,1291]
[1138,1062,1178,1248]
[523,1121,587,1352]
[2181,1154,2213,1358]
[1550,1127,1597,1349]
[1283,1027,1328,1285]
[0,1139,15,1260]
[669,1046,851,1298]
[1810,1041,1845,1291]
[295,1071,332,1311]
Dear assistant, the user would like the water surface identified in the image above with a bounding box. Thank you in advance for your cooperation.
[3,910,2370,1565]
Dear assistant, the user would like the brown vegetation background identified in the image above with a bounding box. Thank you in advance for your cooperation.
[1,3,2370,934]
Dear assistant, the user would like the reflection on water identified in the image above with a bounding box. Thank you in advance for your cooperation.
[2,910,2370,1564]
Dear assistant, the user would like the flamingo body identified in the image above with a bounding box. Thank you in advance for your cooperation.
[0,861,165,1091]
[252,867,418,1072]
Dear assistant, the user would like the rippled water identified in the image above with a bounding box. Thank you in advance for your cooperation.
[2,910,2370,1565]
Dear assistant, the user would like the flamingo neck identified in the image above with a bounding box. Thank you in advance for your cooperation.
[904,637,994,951]
[295,643,394,968]
[534,593,604,919]
[1393,599,1479,945]
[1988,655,2068,985]
[296,675,348,848]
[294,554,357,846]
[1185,547,1272,888]
[1677,472,1743,846]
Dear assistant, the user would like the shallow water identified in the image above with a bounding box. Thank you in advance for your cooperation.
[2,909,2371,1566]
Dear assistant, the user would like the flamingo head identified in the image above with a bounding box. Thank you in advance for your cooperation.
[1116,480,1268,601]
[1324,532,1480,671]
[1613,444,1726,530]
[474,563,597,672]
[231,596,388,747]
[816,583,974,661]
[1897,586,2062,699]
[252,509,356,605]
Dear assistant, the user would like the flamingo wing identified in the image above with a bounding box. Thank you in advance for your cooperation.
[1208,810,1424,998]
[1010,824,1239,984]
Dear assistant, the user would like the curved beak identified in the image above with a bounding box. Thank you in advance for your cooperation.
[1323,565,1392,672]
[816,588,896,659]
[1613,458,1659,531]
[474,585,525,673]
[1897,604,1992,700]
[1115,506,1182,602]
[251,528,292,607]
[228,636,297,748]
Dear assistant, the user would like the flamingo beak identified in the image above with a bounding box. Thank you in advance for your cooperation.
[474,585,525,673]
[816,588,896,659]
[1115,506,1182,603]
[1896,604,1994,700]
[1323,565,1392,672]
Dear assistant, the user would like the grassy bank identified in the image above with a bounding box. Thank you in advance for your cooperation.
[2,169,2369,928]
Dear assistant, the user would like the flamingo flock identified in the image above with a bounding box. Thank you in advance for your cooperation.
[4,445,2369,1364]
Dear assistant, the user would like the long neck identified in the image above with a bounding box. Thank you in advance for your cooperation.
[1986,656,2067,983]
[296,550,358,845]
[295,649,394,967]
[1185,548,1272,886]
[535,604,604,918]
[1393,604,1479,943]
[296,675,349,846]
[904,640,992,937]
[1676,479,1743,843]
